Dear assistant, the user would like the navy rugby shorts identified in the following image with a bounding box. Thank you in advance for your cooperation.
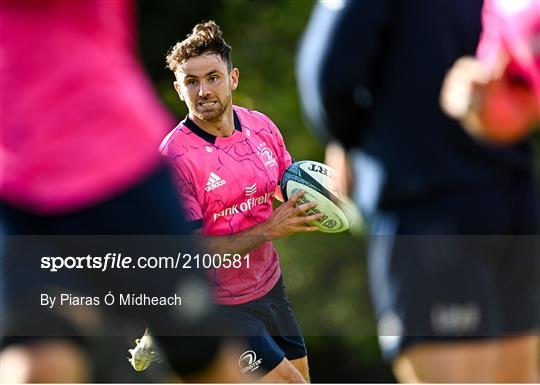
[217,275,307,378]
[368,183,539,360]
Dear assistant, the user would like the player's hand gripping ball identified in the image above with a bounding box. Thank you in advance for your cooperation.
[281,161,350,233]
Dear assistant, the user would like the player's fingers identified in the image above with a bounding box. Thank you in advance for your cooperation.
[296,200,317,213]
[289,222,320,232]
[454,57,490,81]
[441,83,472,117]
[450,57,491,87]
[299,213,323,223]
[288,190,305,206]
[441,65,485,118]
[467,63,492,85]
[491,50,511,79]
[299,225,320,232]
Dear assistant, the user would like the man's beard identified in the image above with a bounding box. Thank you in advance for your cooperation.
[193,93,232,122]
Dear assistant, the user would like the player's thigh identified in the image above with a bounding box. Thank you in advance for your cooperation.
[289,356,310,383]
[395,336,540,383]
[394,339,499,383]
[263,277,309,381]
[0,339,90,383]
[271,334,308,382]
[260,357,306,383]
[495,227,539,382]
[496,335,539,383]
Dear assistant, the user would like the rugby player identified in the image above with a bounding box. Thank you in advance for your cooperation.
[156,21,319,383]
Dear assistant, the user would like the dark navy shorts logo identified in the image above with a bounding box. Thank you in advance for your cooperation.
[239,350,263,374]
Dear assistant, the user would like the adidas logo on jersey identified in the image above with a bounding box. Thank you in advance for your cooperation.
[205,172,227,192]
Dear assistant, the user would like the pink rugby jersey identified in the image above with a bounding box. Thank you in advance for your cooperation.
[477,0,540,108]
[0,0,169,214]
[160,106,293,305]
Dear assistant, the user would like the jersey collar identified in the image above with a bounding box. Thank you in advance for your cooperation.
[182,110,242,145]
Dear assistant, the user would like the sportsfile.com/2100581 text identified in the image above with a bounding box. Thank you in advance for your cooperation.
[40,253,250,272]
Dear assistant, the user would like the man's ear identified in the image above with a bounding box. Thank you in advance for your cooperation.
[230,68,239,91]
[173,81,185,101]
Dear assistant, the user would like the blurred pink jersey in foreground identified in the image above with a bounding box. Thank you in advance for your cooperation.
[477,0,540,106]
[0,0,171,214]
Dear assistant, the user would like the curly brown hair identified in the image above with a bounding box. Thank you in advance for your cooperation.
[166,21,232,73]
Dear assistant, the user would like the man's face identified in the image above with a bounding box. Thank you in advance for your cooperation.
[174,54,239,122]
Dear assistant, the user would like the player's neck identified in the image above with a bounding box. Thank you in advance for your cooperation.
[190,109,235,138]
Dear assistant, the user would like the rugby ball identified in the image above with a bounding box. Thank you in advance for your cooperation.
[280,160,350,233]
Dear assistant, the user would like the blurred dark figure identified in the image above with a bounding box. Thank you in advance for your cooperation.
[298,0,539,382]
[0,0,244,382]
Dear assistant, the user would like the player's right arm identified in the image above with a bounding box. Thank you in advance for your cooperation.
[194,191,322,256]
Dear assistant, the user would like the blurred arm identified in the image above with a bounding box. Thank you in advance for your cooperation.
[440,56,538,144]
[440,0,539,144]
[324,141,353,197]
